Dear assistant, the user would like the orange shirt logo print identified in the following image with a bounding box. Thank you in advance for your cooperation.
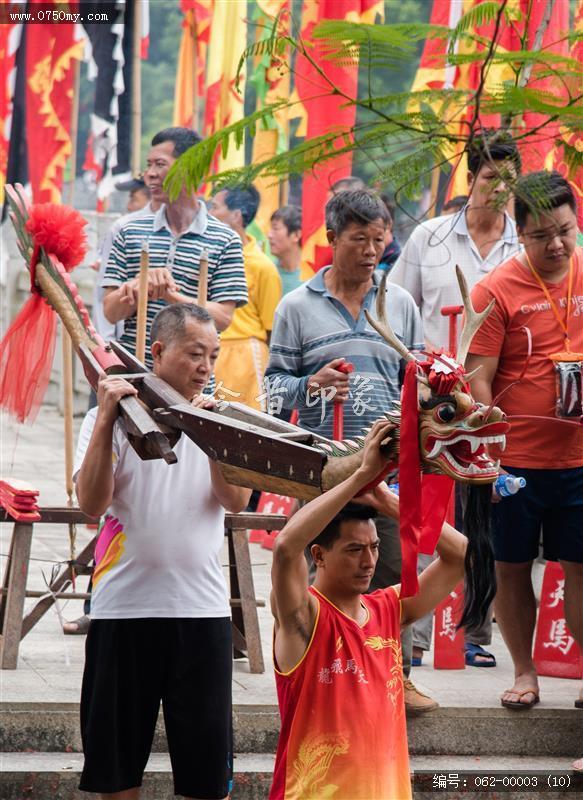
[571,294,583,316]
[317,657,369,685]
[292,732,350,800]
[364,636,404,711]
[363,635,396,650]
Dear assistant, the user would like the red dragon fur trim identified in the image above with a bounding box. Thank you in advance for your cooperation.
[0,204,89,423]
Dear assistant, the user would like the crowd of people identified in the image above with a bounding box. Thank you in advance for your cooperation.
[71,124,582,799]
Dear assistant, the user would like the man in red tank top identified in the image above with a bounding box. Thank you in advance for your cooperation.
[269,420,468,800]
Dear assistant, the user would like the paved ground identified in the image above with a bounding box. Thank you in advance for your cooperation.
[1,405,580,711]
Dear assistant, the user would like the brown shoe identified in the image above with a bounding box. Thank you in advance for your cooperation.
[403,678,439,715]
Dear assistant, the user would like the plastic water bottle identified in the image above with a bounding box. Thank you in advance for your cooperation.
[390,483,399,496]
[494,474,526,498]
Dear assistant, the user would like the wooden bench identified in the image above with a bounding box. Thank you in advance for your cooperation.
[0,508,287,673]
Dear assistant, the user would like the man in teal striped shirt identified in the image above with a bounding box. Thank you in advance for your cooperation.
[103,127,248,370]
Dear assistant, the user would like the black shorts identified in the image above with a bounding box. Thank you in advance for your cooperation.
[492,465,583,564]
[79,617,232,798]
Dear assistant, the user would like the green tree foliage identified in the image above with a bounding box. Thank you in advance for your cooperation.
[167,0,581,218]
[140,0,183,159]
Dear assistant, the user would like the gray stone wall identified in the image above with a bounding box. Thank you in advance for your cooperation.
[1,210,120,415]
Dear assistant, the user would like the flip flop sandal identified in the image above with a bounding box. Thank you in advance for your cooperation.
[501,688,540,710]
[465,642,497,667]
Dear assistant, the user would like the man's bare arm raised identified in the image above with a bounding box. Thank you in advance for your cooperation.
[272,423,468,674]
[271,419,394,674]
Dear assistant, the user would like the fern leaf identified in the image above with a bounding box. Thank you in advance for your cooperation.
[448,1,501,51]
[165,103,286,199]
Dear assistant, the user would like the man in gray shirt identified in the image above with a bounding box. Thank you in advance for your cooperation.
[266,189,437,713]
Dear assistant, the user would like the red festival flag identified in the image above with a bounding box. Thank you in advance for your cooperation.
[510,0,569,174]
[410,0,572,202]
[24,8,83,203]
[444,0,569,200]
[295,0,383,276]
[0,20,22,205]
[549,0,582,229]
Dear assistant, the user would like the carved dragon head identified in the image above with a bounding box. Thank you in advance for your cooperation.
[365,266,509,484]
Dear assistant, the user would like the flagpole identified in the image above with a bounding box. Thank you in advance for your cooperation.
[63,55,81,506]
[191,13,199,131]
[427,164,441,219]
[131,0,143,174]
[63,55,81,585]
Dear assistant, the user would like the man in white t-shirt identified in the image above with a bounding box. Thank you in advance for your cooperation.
[74,303,251,799]
[390,129,521,352]
[390,129,522,669]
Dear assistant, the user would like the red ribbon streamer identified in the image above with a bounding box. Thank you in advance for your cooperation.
[0,295,57,423]
[398,361,422,597]
[420,473,454,555]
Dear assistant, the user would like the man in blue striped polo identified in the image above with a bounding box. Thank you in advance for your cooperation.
[266,189,438,713]
[102,127,248,370]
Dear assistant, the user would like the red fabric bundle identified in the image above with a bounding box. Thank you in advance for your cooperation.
[0,295,57,423]
[0,478,41,522]
[0,203,88,423]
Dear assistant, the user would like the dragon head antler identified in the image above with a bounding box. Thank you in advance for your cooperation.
[365,267,508,484]
[455,265,495,366]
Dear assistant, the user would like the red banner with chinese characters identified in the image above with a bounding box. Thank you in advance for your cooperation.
[433,581,465,670]
[533,561,582,680]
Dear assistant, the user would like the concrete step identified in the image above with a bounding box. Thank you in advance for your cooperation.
[1,753,581,800]
[0,703,279,756]
[2,702,582,757]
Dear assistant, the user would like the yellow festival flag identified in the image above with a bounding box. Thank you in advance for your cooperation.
[203,0,247,173]
[173,1,213,130]
[250,0,290,234]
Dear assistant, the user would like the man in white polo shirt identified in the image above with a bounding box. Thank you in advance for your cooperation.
[390,129,522,669]
[74,303,251,799]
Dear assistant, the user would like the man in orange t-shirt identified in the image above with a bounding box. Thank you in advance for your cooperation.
[466,171,583,714]
[269,420,467,799]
